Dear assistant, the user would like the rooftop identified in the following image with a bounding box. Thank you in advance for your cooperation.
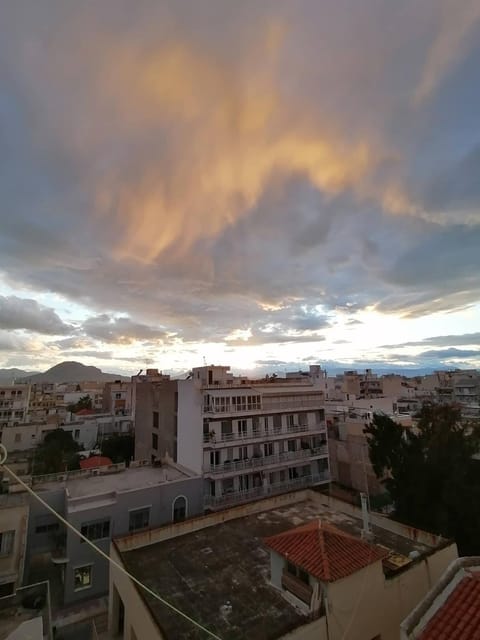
[118,494,448,640]
[33,461,193,501]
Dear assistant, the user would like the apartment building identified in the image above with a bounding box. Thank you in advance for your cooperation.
[0,385,31,426]
[179,365,330,509]
[20,459,203,605]
[109,489,457,640]
[102,380,132,415]
[133,365,331,509]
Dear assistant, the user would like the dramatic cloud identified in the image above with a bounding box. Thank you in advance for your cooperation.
[81,315,168,345]
[382,333,480,349]
[0,1,479,371]
[0,296,72,335]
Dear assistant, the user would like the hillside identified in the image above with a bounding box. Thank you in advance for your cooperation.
[18,361,130,383]
[0,368,37,384]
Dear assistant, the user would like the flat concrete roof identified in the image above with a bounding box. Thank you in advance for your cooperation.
[119,497,445,640]
[34,463,191,501]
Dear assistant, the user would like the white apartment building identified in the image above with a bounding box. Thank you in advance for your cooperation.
[176,365,330,509]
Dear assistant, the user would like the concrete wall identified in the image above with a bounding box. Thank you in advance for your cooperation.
[26,489,66,556]
[176,381,203,474]
[134,380,177,463]
[109,544,166,640]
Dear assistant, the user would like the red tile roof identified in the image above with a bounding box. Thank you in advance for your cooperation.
[264,520,388,582]
[75,408,95,415]
[79,456,112,469]
[419,572,480,640]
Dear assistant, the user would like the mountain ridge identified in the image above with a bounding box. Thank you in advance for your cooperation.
[16,361,130,384]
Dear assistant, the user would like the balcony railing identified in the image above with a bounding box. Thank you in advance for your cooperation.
[204,472,330,508]
[203,398,324,415]
[204,446,328,475]
[203,423,326,445]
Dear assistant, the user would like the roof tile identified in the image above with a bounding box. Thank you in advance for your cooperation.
[263,520,388,582]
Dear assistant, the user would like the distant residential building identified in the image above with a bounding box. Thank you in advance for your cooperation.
[109,489,457,640]
[21,459,203,605]
[401,556,480,639]
[102,380,132,415]
[0,385,31,427]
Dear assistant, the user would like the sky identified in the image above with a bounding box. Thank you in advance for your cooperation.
[0,0,480,376]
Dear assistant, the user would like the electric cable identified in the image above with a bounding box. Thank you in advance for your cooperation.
[0,443,222,640]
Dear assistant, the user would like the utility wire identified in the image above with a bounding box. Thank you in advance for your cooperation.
[0,445,222,640]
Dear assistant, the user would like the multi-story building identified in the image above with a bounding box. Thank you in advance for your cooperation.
[102,380,132,415]
[19,458,203,606]
[179,365,330,509]
[133,364,331,510]
[0,385,31,427]
[109,489,458,640]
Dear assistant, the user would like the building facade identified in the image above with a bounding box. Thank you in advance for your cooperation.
[178,365,331,509]
[21,459,203,605]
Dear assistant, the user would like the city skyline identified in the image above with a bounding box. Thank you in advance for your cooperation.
[1,1,479,375]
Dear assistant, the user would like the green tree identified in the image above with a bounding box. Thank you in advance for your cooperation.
[67,395,93,413]
[100,434,134,465]
[364,404,480,555]
[32,429,82,475]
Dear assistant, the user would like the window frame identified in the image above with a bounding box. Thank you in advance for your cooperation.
[80,519,111,543]
[74,564,93,592]
[0,530,15,556]
[128,506,151,533]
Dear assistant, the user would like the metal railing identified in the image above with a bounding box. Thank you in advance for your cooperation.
[203,423,326,445]
[203,398,325,414]
[204,472,330,508]
[204,446,328,475]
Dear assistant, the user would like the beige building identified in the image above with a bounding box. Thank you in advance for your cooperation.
[0,494,29,597]
[109,490,457,640]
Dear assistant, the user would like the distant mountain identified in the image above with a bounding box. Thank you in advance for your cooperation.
[18,361,130,384]
[0,368,38,384]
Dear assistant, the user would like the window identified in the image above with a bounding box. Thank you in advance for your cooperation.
[238,446,248,460]
[0,530,15,556]
[286,561,309,584]
[273,414,282,433]
[115,393,122,399]
[237,419,247,436]
[288,439,297,452]
[35,522,60,535]
[287,414,295,427]
[172,496,187,523]
[80,519,110,542]
[74,565,92,591]
[14,433,21,443]
[153,411,159,429]
[152,433,158,450]
[129,507,150,532]
[74,429,80,440]
[264,442,274,457]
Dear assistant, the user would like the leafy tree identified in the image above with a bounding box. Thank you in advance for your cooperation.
[100,434,134,465]
[32,429,82,475]
[67,395,93,413]
[364,404,480,555]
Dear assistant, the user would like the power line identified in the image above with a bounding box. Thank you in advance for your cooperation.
[0,444,222,640]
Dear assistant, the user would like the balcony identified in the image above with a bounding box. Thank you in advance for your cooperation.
[203,399,324,416]
[204,446,328,476]
[204,472,330,509]
[203,423,326,447]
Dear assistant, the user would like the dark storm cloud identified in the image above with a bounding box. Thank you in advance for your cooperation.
[0,296,72,335]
